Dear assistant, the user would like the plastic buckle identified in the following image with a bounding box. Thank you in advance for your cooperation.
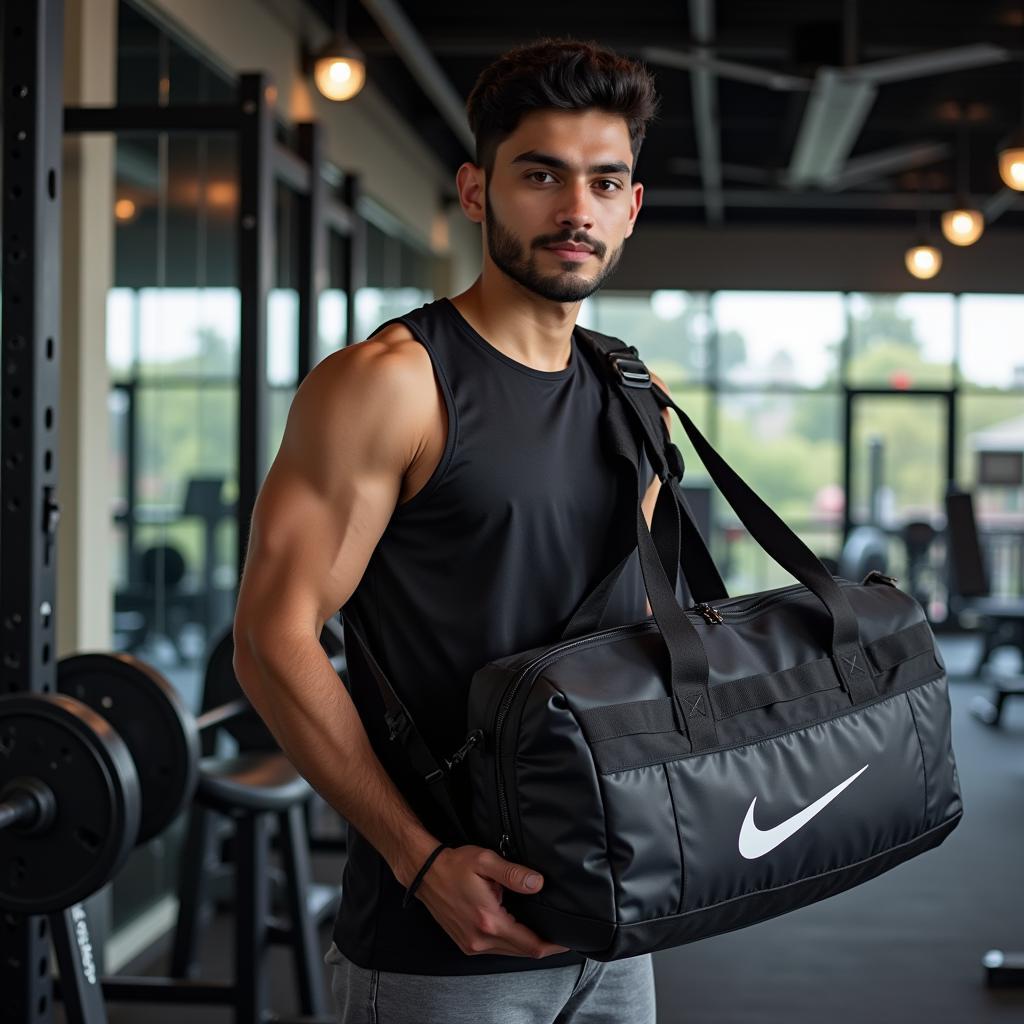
[384,709,410,744]
[424,730,484,785]
[608,349,652,389]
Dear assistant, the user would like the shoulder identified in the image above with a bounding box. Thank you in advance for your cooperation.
[301,322,434,410]
[284,320,440,462]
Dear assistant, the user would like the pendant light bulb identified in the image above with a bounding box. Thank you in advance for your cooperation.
[313,46,365,101]
[940,204,984,246]
[997,132,1024,190]
[312,0,366,102]
[904,242,943,280]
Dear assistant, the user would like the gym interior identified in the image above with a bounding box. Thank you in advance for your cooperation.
[2,1,1024,1022]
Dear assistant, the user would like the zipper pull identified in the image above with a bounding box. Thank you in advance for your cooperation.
[861,569,899,587]
[499,833,511,858]
[695,602,724,624]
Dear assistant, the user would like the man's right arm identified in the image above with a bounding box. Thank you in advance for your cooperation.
[232,330,443,889]
[231,330,569,959]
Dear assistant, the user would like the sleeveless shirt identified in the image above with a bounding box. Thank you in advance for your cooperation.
[331,296,654,976]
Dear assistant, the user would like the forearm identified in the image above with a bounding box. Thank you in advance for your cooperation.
[234,630,441,888]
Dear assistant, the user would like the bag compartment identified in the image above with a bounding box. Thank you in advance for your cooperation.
[661,685,931,914]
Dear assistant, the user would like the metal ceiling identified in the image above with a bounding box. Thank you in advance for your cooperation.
[301,0,1024,230]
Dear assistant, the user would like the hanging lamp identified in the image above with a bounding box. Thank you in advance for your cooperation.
[941,111,984,246]
[997,61,1024,190]
[905,176,942,280]
[311,0,366,102]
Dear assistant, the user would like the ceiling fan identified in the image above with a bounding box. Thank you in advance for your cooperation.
[641,35,1010,190]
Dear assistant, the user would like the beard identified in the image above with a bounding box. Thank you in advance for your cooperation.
[484,189,625,303]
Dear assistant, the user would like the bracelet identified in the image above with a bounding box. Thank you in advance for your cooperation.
[401,841,450,909]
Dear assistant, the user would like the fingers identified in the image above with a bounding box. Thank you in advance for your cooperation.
[475,848,545,896]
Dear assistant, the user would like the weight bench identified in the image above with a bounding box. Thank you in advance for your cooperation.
[169,624,346,1021]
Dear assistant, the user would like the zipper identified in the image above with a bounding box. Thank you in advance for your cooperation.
[494,620,653,859]
[695,602,724,623]
[492,575,867,857]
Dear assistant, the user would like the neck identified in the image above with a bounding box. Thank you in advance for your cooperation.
[447,273,580,373]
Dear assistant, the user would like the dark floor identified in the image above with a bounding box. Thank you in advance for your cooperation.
[58,635,1024,1024]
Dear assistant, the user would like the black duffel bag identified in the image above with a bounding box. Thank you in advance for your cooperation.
[343,327,963,962]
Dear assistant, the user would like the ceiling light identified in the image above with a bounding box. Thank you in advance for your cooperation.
[904,242,942,279]
[998,63,1024,190]
[114,198,137,223]
[310,1,365,102]
[313,51,365,101]
[940,204,984,245]
[997,128,1024,190]
[941,112,984,246]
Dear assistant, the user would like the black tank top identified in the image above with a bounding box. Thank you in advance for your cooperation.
[331,296,653,976]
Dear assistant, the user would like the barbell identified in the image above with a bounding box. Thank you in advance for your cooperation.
[0,620,346,914]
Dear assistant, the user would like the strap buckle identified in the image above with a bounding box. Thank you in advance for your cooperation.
[384,708,411,744]
[425,729,484,784]
[607,348,652,389]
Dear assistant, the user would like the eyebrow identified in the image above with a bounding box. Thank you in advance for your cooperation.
[510,150,631,176]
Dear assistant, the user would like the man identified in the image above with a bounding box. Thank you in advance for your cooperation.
[233,35,669,1024]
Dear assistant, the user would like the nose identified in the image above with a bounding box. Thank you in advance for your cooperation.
[556,180,595,233]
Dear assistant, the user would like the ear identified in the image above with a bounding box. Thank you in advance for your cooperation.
[624,180,644,239]
[455,162,486,225]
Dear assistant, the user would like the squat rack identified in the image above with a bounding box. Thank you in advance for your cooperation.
[1,1,365,1020]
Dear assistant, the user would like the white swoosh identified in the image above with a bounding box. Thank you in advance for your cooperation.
[738,764,870,860]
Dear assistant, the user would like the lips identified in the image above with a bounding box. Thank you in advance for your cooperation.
[545,245,594,262]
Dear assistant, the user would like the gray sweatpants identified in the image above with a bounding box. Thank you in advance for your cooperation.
[324,942,657,1024]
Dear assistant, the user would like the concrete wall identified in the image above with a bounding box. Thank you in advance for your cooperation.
[609,222,1024,294]
[58,0,118,658]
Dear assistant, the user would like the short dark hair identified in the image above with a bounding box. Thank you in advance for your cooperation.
[465,36,660,179]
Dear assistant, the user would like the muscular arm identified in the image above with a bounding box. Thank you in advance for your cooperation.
[232,328,445,889]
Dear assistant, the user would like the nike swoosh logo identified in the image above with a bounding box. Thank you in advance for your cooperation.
[738,764,870,860]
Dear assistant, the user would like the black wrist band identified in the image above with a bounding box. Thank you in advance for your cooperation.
[401,841,449,909]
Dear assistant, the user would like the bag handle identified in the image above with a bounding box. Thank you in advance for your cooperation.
[575,326,872,702]
[602,384,876,754]
[562,339,729,640]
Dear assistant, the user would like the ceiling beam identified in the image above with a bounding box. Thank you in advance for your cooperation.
[688,0,723,224]
[642,187,1024,211]
[357,0,475,154]
[822,141,952,192]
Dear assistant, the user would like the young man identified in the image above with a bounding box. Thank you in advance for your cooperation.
[233,35,669,1024]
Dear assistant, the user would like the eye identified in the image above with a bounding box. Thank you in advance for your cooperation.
[527,170,556,184]
[596,179,622,192]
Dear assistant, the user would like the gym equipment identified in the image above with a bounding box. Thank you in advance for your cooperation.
[0,625,344,1024]
[836,523,891,581]
[970,669,1024,727]
[58,653,200,843]
[169,624,342,1020]
[945,489,1024,677]
[0,694,142,913]
[48,635,344,1024]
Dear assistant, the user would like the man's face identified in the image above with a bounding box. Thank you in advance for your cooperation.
[468,108,643,303]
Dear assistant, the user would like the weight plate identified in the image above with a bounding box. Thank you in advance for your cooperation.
[0,693,141,913]
[58,653,200,844]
